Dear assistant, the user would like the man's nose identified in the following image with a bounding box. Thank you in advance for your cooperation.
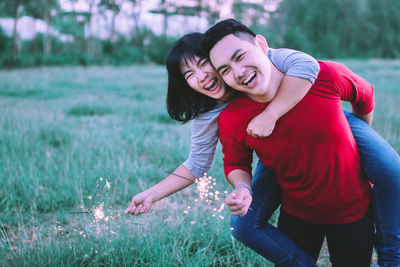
[233,66,245,79]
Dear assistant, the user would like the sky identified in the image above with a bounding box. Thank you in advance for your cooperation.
[0,0,281,40]
[58,0,281,36]
[58,0,231,37]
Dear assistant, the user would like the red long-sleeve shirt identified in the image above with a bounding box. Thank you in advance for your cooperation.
[219,61,374,224]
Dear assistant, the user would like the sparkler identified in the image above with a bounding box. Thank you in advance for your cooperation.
[69,210,125,214]
[69,178,124,226]
[166,171,232,219]
[164,170,196,182]
[166,170,253,214]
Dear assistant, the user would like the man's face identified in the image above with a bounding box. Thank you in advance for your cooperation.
[209,34,272,98]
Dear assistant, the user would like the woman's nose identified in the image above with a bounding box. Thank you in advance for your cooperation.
[198,70,207,82]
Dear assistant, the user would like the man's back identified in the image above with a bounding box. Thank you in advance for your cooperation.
[219,61,373,224]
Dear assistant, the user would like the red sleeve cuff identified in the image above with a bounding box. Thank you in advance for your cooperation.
[224,165,252,180]
[351,89,375,114]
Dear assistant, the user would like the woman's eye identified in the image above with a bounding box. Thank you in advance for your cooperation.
[221,69,229,75]
[237,54,244,61]
[201,60,208,67]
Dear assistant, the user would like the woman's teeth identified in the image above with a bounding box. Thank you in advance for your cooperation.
[204,79,218,91]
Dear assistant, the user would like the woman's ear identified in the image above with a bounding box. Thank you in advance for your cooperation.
[254,35,269,55]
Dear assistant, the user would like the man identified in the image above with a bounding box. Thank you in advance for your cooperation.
[204,19,375,266]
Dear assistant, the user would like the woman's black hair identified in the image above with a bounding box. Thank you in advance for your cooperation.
[166,32,219,123]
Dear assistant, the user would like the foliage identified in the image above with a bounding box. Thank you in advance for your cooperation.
[268,0,400,58]
[0,0,400,68]
[0,27,10,66]
[144,33,178,64]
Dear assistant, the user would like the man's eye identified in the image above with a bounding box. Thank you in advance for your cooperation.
[237,54,244,61]
[221,69,229,75]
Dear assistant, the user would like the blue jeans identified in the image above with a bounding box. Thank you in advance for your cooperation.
[230,110,400,266]
[345,111,400,266]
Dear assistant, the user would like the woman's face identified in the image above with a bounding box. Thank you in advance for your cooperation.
[180,56,227,100]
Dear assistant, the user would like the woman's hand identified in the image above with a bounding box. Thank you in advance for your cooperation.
[224,187,252,217]
[247,110,278,138]
[125,191,154,216]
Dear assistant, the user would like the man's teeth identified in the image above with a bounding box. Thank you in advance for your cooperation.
[204,79,218,91]
[243,71,256,85]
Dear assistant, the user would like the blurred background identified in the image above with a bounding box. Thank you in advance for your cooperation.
[1,0,400,68]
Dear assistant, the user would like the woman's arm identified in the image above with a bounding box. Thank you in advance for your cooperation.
[126,106,224,215]
[182,105,224,177]
[125,164,195,215]
[247,48,320,138]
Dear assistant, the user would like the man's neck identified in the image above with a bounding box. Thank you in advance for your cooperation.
[248,61,284,103]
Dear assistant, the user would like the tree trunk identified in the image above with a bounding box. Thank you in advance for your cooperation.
[162,0,168,46]
[131,11,144,62]
[110,1,118,43]
[86,0,95,55]
[11,0,21,67]
[44,11,52,55]
[110,13,117,42]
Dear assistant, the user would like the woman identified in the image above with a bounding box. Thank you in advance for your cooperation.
[126,33,400,266]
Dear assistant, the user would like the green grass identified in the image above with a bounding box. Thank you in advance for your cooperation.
[0,60,399,266]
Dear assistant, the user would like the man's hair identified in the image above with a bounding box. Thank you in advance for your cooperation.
[204,19,256,53]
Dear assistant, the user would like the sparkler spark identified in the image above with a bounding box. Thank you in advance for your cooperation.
[93,202,107,222]
[166,171,228,219]
[168,172,229,220]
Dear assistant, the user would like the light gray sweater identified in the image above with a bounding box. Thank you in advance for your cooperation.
[183,48,320,178]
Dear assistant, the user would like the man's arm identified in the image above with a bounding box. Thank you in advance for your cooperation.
[328,61,375,125]
[353,110,373,125]
[225,169,253,217]
[218,104,255,217]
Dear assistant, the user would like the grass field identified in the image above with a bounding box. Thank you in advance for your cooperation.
[1,60,399,267]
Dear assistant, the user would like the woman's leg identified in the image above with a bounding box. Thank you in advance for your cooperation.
[345,110,400,266]
[230,161,317,266]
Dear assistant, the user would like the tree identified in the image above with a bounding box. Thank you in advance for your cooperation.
[98,0,122,42]
[365,0,400,57]
[84,0,97,55]
[25,0,60,55]
[269,0,400,58]
[232,1,267,27]
[0,0,29,66]
[126,0,146,47]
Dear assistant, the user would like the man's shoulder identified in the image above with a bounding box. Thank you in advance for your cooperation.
[219,94,254,131]
[316,60,351,80]
[220,94,264,118]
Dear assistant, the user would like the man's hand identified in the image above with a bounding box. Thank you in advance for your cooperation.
[224,187,252,217]
[125,191,154,216]
[247,110,278,138]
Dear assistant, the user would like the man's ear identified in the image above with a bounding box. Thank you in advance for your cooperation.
[254,35,269,54]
